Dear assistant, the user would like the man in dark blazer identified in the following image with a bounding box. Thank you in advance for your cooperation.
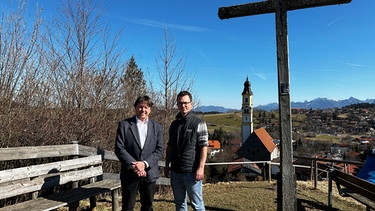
[115,95,164,211]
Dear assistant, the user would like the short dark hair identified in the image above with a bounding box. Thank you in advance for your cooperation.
[177,91,192,102]
[134,95,153,108]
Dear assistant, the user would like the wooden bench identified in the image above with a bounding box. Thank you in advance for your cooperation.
[328,169,375,211]
[0,146,121,211]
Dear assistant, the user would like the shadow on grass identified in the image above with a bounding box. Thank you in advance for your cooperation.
[205,206,236,211]
[297,198,339,211]
[154,198,174,203]
[153,199,236,211]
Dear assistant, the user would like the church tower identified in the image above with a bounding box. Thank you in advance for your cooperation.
[241,76,253,143]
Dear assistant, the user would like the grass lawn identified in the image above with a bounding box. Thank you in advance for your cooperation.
[76,180,365,211]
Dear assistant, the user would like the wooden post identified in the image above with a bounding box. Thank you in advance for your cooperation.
[71,141,79,189]
[112,188,119,211]
[310,160,314,181]
[274,0,295,209]
[218,0,352,210]
[268,162,272,183]
[328,168,333,210]
[89,196,97,209]
[314,160,318,189]
[265,163,268,181]
[31,191,38,199]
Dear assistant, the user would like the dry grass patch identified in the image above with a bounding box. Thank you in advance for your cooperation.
[73,180,366,211]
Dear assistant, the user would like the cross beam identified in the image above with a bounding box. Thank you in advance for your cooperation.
[218,0,351,210]
[219,0,352,19]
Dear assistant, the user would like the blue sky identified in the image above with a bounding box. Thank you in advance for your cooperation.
[5,0,375,109]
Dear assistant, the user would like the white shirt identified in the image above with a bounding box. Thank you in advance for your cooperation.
[136,116,148,149]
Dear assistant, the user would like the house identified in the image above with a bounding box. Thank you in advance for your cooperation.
[227,157,262,178]
[207,140,221,158]
[237,128,280,161]
[330,143,349,159]
[229,139,242,153]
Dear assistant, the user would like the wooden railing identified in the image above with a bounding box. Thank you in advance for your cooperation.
[0,144,364,188]
[204,156,364,190]
[294,156,364,189]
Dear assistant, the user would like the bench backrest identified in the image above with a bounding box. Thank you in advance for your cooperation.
[0,144,79,161]
[333,170,375,202]
[0,155,103,200]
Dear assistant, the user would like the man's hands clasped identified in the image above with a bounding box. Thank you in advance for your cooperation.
[131,161,147,177]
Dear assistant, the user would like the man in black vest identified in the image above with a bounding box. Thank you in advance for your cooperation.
[165,91,209,211]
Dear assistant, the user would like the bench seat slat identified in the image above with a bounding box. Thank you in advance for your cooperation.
[344,192,375,210]
[333,171,375,202]
[335,178,375,202]
[331,169,375,209]
[0,166,103,200]
[0,197,67,211]
[0,179,121,211]
[335,170,375,193]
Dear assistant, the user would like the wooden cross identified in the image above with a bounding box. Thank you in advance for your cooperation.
[218,0,351,210]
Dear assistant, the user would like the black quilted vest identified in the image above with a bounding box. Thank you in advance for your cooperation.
[169,112,202,173]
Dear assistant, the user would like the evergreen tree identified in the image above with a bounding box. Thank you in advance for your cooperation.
[122,55,146,110]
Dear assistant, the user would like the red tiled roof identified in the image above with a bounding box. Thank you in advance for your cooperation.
[230,139,242,145]
[227,158,244,172]
[254,128,276,153]
[227,157,261,173]
[336,163,360,175]
[208,140,221,149]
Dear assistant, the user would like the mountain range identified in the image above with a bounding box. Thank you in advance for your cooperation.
[195,97,375,112]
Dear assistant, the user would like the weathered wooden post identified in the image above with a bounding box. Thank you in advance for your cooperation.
[314,159,318,189]
[218,0,352,210]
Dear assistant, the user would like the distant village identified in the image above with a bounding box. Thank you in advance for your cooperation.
[205,77,375,181]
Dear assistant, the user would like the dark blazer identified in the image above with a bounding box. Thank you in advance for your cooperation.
[115,116,164,183]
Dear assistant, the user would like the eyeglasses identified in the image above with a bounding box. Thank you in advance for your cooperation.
[177,101,191,106]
